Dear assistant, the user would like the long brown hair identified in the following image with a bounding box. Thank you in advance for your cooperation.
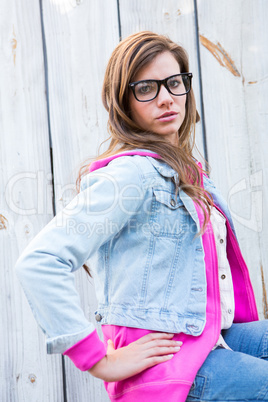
[78,31,212,274]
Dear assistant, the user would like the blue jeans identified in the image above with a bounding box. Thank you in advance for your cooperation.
[186,321,268,401]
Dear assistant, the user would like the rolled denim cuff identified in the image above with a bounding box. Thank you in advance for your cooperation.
[63,329,106,371]
[47,325,95,354]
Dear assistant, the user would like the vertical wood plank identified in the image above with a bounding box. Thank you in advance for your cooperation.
[197,0,268,317]
[119,0,205,158]
[41,0,119,400]
[0,1,63,401]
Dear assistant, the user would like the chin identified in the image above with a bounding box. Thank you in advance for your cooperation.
[157,129,180,137]
[156,125,181,136]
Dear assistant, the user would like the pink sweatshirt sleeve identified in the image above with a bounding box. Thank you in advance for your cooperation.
[63,329,106,371]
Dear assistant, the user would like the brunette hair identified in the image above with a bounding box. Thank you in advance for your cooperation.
[78,31,212,274]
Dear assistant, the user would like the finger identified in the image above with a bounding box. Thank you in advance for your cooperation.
[143,344,181,358]
[106,339,115,354]
[144,354,175,369]
[144,339,183,349]
[135,332,174,345]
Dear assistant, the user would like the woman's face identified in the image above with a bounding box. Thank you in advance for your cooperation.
[129,51,186,146]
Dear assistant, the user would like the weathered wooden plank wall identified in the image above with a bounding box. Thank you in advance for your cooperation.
[0,0,267,401]
[0,1,63,401]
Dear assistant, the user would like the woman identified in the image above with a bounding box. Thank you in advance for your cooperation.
[16,31,268,401]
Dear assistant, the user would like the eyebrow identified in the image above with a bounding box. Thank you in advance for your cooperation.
[130,73,183,84]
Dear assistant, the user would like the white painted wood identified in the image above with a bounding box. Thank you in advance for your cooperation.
[41,0,119,400]
[0,0,63,401]
[119,0,205,160]
[197,0,268,318]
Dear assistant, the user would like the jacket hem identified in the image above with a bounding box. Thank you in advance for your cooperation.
[97,306,206,336]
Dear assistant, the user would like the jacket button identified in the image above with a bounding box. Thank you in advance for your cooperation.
[95,313,102,322]
[170,198,176,207]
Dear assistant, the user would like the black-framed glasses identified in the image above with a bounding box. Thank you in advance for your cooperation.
[129,73,192,102]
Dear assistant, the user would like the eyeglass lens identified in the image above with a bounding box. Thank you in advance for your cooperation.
[134,74,191,101]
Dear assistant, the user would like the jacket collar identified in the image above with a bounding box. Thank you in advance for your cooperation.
[135,148,180,179]
[89,147,199,182]
[89,149,161,173]
[143,149,202,180]
[146,156,178,178]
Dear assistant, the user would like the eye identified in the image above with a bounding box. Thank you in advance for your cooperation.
[136,81,156,96]
[168,77,182,88]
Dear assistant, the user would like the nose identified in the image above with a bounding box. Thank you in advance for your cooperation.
[156,83,174,106]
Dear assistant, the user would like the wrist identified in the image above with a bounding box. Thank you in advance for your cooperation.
[88,355,108,380]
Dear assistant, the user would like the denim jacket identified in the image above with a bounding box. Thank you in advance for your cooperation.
[15,150,236,355]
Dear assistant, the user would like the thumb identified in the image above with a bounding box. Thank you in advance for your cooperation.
[106,339,115,354]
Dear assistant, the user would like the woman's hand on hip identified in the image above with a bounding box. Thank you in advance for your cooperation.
[88,332,182,382]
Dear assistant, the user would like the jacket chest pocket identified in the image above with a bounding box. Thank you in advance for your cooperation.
[149,188,187,237]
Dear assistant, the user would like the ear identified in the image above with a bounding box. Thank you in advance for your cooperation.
[196,110,200,123]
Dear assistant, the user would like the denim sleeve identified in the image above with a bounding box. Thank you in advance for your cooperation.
[15,157,145,355]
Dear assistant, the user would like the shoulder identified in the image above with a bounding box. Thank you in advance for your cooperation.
[203,174,217,191]
[80,155,155,193]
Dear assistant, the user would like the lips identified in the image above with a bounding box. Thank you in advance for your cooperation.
[157,111,178,122]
